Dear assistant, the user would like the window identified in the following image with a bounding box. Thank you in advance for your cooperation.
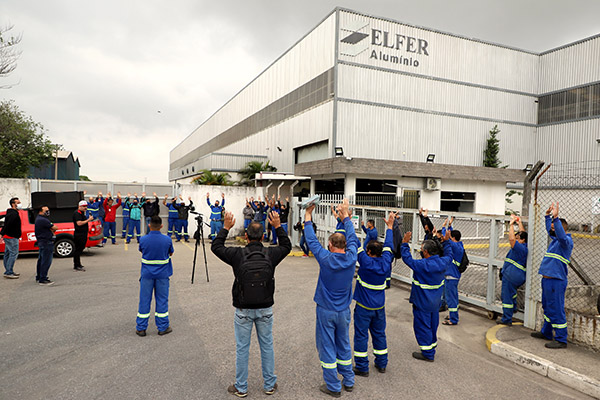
[315,179,345,195]
[538,82,600,125]
[440,191,475,213]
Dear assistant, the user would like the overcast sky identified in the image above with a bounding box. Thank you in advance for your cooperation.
[2,0,600,183]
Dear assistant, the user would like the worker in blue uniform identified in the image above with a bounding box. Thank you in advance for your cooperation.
[126,196,143,244]
[121,194,131,238]
[352,212,395,377]
[531,202,573,349]
[304,199,356,397]
[135,215,174,337]
[163,195,179,238]
[361,219,378,246]
[85,191,103,220]
[401,230,453,361]
[207,192,225,241]
[498,214,528,326]
[441,221,464,326]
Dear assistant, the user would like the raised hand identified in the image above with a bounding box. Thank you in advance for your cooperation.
[223,211,235,230]
[552,202,559,219]
[384,212,397,230]
[402,232,412,243]
[206,192,210,198]
[268,211,281,229]
[546,203,554,216]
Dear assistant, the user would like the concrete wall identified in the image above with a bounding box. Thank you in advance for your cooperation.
[0,179,32,210]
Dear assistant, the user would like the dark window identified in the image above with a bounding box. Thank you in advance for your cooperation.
[592,83,600,116]
[577,86,590,118]
[564,89,577,121]
[538,83,600,125]
[315,179,345,195]
[440,191,475,213]
[355,179,397,193]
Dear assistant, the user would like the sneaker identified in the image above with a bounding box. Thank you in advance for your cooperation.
[227,384,247,398]
[375,365,386,373]
[185,239,190,243]
[74,266,86,272]
[12,272,20,276]
[343,385,353,392]
[264,382,278,395]
[412,352,434,362]
[301,254,309,258]
[319,384,341,398]
[136,329,146,337]
[97,243,104,247]
[531,331,551,340]
[39,279,55,286]
[496,320,512,326]
[3,274,19,279]
[353,367,369,377]
[158,326,173,336]
[545,340,567,349]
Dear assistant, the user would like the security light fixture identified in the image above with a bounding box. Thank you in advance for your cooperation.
[524,164,533,172]
[335,147,344,157]
[596,138,600,144]
[426,154,435,163]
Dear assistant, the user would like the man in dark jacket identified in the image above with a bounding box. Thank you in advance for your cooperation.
[1,197,22,279]
[174,195,194,242]
[211,210,291,398]
[35,206,58,285]
[141,192,160,235]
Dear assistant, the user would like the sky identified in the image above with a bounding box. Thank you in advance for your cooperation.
[1,0,600,183]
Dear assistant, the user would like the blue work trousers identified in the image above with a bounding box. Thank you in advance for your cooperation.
[122,216,129,238]
[103,221,116,244]
[36,241,54,281]
[353,305,388,372]
[316,305,354,393]
[446,278,460,324]
[540,277,568,343]
[233,307,276,393]
[210,220,223,240]
[167,218,177,237]
[501,277,524,323]
[136,277,170,332]
[3,237,19,275]
[413,306,439,360]
[271,222,287,245]
[178,220,189,240]
[127,220,141,243]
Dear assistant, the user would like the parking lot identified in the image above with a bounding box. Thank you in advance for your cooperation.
[0,239,590,399]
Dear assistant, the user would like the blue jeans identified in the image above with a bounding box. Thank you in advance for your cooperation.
[36,241,54,281]
[3,237,19,275]
[244,219,251,230]
[234,307,276,393]
[145,217,152,235]
[299,234,309,255]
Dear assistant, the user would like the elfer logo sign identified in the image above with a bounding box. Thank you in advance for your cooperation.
[340,20,430,69]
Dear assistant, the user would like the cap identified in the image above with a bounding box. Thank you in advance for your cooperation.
[78,200,88,206]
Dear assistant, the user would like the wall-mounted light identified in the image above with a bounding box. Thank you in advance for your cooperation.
[426,154,435,163]
[335,147,344,157]
[524,163,533,172]
[596,139,600,144]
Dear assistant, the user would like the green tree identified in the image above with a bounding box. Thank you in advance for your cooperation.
[0,100,56,178]
[79,175,91,181]
[191,170,232,186]
[483,125,502,168]
[238,161,277,186]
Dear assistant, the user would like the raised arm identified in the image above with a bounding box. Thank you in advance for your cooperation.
[508,214,517,248]
[304,204,327,261]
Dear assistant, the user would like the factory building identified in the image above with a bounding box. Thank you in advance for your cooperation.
[170,7,600,214]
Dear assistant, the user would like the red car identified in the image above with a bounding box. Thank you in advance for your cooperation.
[0,209,103,258]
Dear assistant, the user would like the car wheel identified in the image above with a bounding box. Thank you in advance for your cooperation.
[54,238,75,258]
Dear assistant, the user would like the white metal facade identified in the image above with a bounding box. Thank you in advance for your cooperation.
[170,7,600,181]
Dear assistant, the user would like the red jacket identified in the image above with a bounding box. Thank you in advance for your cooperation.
[103,198,122,222]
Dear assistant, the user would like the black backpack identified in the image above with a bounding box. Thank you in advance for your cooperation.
[458,251,469,273]
[237,247,274,306]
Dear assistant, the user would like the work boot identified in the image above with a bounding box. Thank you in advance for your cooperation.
[136,329,146,337]
[319,384,341,398]
[496,320,512,326]
[375,364,386,373]
[227,384,247,398]
[353,367,369,377]
[531,331,551,340]
[158,326,172,336]
[343,385,353,392]
[545,341,567,349]
[412,352,434,362]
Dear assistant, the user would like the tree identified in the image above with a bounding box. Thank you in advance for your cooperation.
[79,175,91,181]
[483,125,503,168]
[191,170,232,186]
[0,24,22,88]
[0,100,57,178]
[238,161,277,186]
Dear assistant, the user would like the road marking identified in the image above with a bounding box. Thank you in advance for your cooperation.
[184,242,194,251]
[124,243,128,251]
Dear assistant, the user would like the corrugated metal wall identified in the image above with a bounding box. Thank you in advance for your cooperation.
[170,12,336,164]
[535,119,600,164]
[336,101,536,170]
[337,64,537,124]
[539,36,600,94]
[217,101,334,173]
[338,10,539,94]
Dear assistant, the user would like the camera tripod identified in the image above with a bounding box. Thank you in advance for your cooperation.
[191,212,211,284]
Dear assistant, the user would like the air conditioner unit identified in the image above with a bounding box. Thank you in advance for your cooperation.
[425,178,441,191]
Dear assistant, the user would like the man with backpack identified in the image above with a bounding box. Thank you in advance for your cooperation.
[441,219,468,326]
[211,210,291,398]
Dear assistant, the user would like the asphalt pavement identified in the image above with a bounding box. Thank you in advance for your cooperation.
[0,238,593,400]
